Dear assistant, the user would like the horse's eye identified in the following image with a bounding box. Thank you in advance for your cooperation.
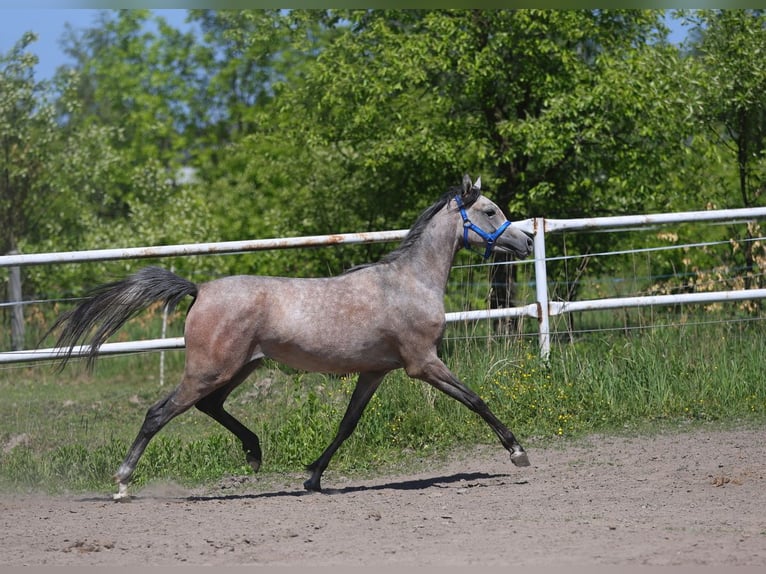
[486,209,496,217]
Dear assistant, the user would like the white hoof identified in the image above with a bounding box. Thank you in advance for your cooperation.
[113,482,132,502]
[510,449,530,467]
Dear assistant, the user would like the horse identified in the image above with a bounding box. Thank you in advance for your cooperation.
[50,174,534,500]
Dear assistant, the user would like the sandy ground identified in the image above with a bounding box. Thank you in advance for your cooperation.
[1,425,765,567]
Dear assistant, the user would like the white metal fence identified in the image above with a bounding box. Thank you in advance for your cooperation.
[2,205,766,364]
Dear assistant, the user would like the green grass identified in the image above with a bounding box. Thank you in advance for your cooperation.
[1,313,764,494]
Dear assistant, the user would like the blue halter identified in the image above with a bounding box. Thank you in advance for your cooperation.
[454,195,511,260]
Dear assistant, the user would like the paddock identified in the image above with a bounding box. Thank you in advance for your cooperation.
[2,425,764,566]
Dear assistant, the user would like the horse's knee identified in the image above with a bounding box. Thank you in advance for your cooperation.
[143,391,192,435]
[141,400,169,436]
[405,358,444,380]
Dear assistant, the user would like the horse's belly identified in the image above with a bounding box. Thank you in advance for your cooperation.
[262,338,401,374]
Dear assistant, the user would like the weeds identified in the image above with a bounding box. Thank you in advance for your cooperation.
[1,317,764,493]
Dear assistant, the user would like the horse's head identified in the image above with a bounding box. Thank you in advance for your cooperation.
[453,175,533,259]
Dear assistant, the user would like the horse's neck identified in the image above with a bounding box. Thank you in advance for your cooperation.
[392,211,460,292]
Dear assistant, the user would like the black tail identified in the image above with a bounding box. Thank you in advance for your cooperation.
[49,266,198,370]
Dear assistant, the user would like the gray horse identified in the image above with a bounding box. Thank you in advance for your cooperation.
[51,175,534,500]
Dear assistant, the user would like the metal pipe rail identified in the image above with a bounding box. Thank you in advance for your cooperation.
[0,229,409,268]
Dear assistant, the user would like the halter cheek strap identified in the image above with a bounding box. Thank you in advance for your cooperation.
[454,195,511,260]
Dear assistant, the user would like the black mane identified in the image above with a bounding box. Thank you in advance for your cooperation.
[344,183,481,273]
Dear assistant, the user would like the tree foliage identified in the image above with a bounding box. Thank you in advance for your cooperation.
[0,33,59,256]
[2,9,765,337]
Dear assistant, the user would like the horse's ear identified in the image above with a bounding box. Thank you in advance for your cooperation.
[462,174,473,196]
[461,174,482,202]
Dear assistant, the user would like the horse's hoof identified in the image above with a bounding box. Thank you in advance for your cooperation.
[510,450,530,467]
[303,478,322,492]
[246,453,261,473]
[113,483,132,502]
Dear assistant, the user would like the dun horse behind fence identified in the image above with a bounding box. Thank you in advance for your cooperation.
[50,175,534,500]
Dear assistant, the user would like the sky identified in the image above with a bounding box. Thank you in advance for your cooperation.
[0,9,689,83]
[0,9,192,81]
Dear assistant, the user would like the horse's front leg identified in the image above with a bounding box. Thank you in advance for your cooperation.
[304,370,388,491]
[409,357,530,467]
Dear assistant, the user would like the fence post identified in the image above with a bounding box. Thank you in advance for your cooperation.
[158,264,174,386]
[8,250,25,351]
[159,301,169,386]
[533,218,550,361]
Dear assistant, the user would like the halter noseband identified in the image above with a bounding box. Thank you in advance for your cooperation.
[454,195,511,260]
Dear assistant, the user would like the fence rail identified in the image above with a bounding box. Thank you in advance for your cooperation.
[0,230,409,268]
[2,205,766,364]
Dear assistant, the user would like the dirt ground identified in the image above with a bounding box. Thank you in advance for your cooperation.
[1,424,765,567]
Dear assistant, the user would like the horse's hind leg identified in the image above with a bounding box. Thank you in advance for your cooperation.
[304,370,387,492]
[195,361,262,472]
[112,362,259,501]
[410,357,530,467]
[113,382,201,500]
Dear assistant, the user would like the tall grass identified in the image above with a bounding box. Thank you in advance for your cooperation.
[1,314,764,493]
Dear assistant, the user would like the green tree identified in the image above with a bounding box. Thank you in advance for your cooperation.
[269,10,697,310]
[690,9,766,211]
[0,33,57,257]
[685,10,766,291]
[55,10,215,269]
[184,10,365,277]
[0,35,119,259]
[0,34,121,347]
[61,10,201,171]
